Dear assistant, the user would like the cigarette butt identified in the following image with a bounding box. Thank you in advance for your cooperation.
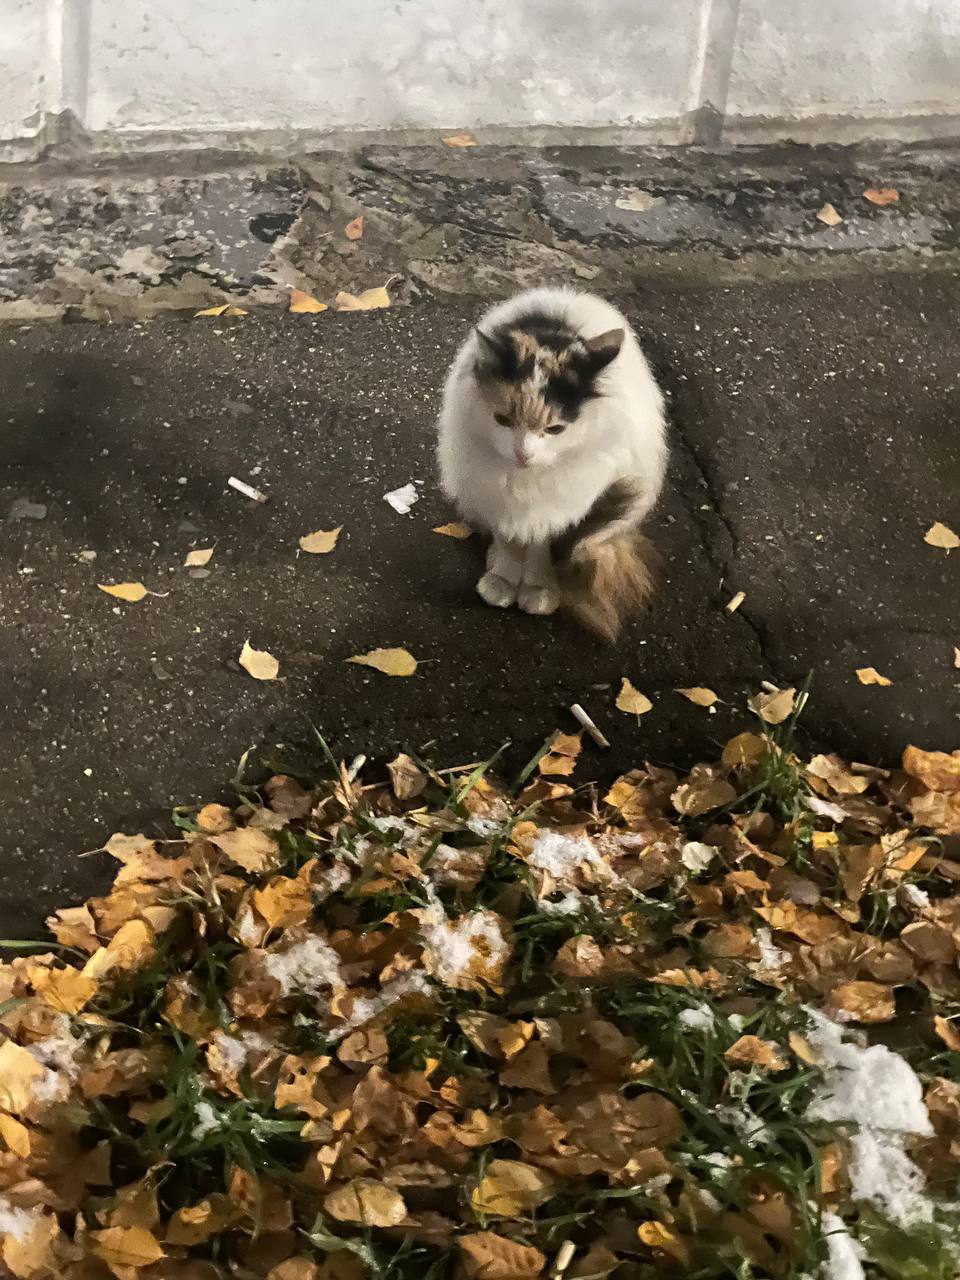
[346,753,367,781]
[228,476,268,503]
[553,1242,576,1276]
[569,702,610,749]
[725,590,746,613]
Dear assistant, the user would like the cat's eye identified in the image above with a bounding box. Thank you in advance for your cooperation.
[494,412,513,427]
[545,423,567,435]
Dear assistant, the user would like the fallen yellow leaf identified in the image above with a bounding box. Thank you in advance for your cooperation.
[166,1194,237,1245]
[324,1178,407,1227]
[830,980,896,1023]
[863,187,899,205]
[98,581,148,602]
[902,745,960,792]
[299,527,342,555]
[335,285,391,311]
[539,731,582,777]
[459,1233,545,1280]
[433,522,473,539]
[816,203,842,226]
[616,677,652,715]
[924,521,960,550]
[194,303,248,317]
[748,686,795,724]
[676,686,717,707]
[89,1225,165,1275]
[1,1214,60,1278]
[856,667,892,687]
[239,639,280,681]
[29,965,97,1014]
[344,215,365,240]
[83,919,157,981]
[725,590,746,613]
[0,1041,45,1114]
[471,1159,557,1217]
[346,647,417,676]
[210,827,279,874]
[0,1113,31,1157]
[289,288,328,314]
[443,132,478,148]
[724,1034,788,1071]
[184,548,213,568]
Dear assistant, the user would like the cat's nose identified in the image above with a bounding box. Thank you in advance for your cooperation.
[514,449,531,467]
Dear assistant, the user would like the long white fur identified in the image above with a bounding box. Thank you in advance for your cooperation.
[437,288,668,615]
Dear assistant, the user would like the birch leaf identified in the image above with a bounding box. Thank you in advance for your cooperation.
[856,667,892,687]
[299,527,342,555]
[324,1178,407,1227]
[924,521,959,550]
[433,522,473,539]
[616,678,652,715]
[184,548,213,568]
[239,640,279,681]
[676,686,717,707]
[346,647,417,676]
[816,203,843,226]
[289,289,327,314]
[98,582,148,602]
[443,132,478,148]
[335,286,391,311]
[195,303,248,317]
[344,216,365,240]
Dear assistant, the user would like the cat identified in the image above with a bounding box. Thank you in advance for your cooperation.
[436,287,668,640]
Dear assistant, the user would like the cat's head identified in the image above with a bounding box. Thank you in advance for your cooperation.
[472,321,624,469]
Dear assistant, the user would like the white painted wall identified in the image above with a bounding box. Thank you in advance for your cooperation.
[2,0,959,155]
[727,0,960,139]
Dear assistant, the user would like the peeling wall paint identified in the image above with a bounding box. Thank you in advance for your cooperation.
[2,0,959,155]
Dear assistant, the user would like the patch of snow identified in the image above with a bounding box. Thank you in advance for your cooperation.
[755,927,789,969]
[265,934,343,997]
[315,862,352,898]
[820,1213,866,1280]
[331,971,432,1038]
[848,1129,933,1226]
[805,1008,932,1136]
[466,816,500,838]
[26,1017,84,1102]
[421,906,510,985]
[191,1099,222,1139]
[715,1100,773,1146]
[0,1198,40,1242]
[805,1007,935,1228]
[538,892,584,917]
[701,1151,735,1180]
[901,883,930,912]
[806,794,848,822]
[236,911,261,946]
[213,1029,271,1069]
[384,482,419,514]
[367,814,422,848]
[681,841,717,873]
[528,830,615,885]
[679,1006,715,1032]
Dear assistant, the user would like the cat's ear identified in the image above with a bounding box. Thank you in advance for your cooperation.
[580,327,624,374]
[474,326,515,379]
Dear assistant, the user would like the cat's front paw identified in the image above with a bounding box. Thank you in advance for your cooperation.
[477,572,517,608]
[518,585,560,615]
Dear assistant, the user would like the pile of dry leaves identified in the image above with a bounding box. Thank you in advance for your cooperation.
[2,706,960,1280]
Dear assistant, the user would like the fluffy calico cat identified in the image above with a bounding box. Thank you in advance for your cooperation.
[437,287,668,640]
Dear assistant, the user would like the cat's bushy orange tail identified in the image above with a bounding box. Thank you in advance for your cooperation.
[558,533,655,642]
